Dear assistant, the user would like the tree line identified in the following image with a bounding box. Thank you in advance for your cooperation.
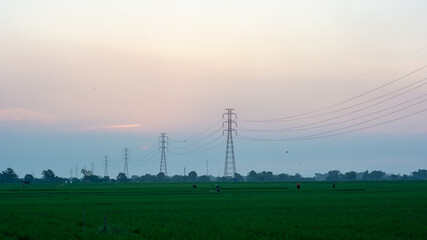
[1,167,426,183]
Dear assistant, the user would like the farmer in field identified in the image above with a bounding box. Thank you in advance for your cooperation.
[297,182,300,189]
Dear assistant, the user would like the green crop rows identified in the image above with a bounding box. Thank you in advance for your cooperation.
[0,181,426,239]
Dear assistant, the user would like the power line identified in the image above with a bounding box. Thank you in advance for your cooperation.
[169,137,225,155]
[238,92,427,133]
[168,127,223,149]
[239,64,427,122]
[169,135,224,154]
[287,108,427,141]
[241,77,427,130]
[170,119,223,143]
[236,105,427,142]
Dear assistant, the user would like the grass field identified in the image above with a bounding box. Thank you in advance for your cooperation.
[0,181,426,240]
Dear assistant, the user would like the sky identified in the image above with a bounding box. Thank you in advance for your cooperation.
[1,0,426,178]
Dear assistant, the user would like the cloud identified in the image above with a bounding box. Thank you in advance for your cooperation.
[77,124,142,131]
[105,124,141,129]
[0,108,55,122]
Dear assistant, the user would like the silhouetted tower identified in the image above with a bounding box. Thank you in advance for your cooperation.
[123,148,130,177]
[223,108,237,178]
[75,165,78,178]
[103,155,109,178]
[158,133,168,175]
[206,160,209,176]
[70,168,73,179]
[91,162,94,173]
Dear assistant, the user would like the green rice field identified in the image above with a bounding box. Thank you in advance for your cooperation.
[0,181,426,239]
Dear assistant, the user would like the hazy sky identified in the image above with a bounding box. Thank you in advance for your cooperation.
[1,1,426,178]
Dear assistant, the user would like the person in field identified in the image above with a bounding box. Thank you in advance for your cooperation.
[332,182,335,189]
[297,182,300,189]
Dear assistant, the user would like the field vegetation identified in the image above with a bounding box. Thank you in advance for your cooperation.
[0,181,426,239]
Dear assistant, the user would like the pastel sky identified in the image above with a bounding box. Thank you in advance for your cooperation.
[1,1,426,178]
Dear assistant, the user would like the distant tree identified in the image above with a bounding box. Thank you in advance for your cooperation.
[188,171,198,181]
[247,171,259,182]
[412,169,427,180]
[277,173,289,181]
[102,176,110,182]
[24,174,34,183]
[42,169,56,182]
[289,173,302,181]
[117,172,128,182]
[198,175,211,182]
[81,169,93,178]
[361,171,370,181]
[79,169,103,183]
[369,170,386,181]
[0,168,19,183]
[234,173,244,182]
[326,170,342,181]
[343,171,357,181]
[71,177,81,183]
[141,174,156,182]
[389,174,400,181]
[259,171,274,182]
[314,173,328,181]
[130,175,140,182]
[156,172,166,182]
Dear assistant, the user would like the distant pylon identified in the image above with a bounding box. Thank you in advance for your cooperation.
[91,162,94,173]
[206,160,208,176]
[158,133,168,175]
[104,155,109,178]
[123,148,130,177]
[75,165,78,178]
[223,108,237,178]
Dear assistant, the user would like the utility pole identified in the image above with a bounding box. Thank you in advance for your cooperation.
[158,133,168,176]
[103,156,108,178]
[206,160,208,176]
[75,165,78,178]
[184,167,186,176]
[91,162,94,173]
[123,148,130,177]
[223,108,237,178]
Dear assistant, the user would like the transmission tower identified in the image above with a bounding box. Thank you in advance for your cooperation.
[123,148,130,177]
[75,165,78,178]
[103,155,109,178]
[223,108,237,178]
[158,133,168,175]
[91,162,94,173]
